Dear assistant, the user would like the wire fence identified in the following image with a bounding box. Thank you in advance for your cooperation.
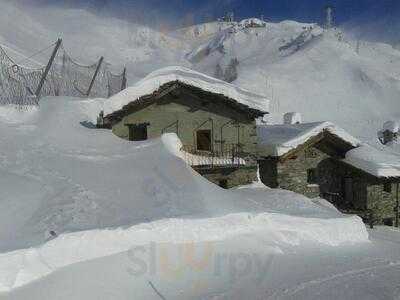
[0,39,126,106]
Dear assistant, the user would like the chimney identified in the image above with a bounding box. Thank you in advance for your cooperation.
[284,112,302,125]
[325,5,334,29]
[379,121,399,144]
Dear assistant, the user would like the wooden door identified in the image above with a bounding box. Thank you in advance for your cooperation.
[128,124,148,141]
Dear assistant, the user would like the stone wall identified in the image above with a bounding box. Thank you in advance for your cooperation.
[317,158,399,225]
[259,146,329,198]
[276,147,328,198]
[367,184,399,225]
[317,158,368,211]
[259,147,400,225]
[111,95,258,155]
[196,166,258,189]
[110,91,261,190]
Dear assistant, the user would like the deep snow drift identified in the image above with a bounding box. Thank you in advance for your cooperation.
[0,96,368,293]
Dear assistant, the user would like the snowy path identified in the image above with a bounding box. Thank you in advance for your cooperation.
[267,258,400,299]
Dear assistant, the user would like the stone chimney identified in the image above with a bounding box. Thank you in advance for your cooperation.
[284,112,302,125]
[379,121,399,144]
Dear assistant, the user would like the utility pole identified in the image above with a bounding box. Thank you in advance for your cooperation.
[87,56,104,97]
[356,40,361,54]
[325,5,334,29]
[35,38,62,101]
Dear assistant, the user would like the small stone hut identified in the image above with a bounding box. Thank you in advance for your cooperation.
[257,122,400,225]
[100,66,268,188]
[327,145,400,226]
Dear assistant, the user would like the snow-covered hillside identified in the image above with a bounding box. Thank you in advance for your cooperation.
[0,1,188,81]
[177,20,400,150]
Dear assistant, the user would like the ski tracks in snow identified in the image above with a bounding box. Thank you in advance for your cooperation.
[266,259,400,299]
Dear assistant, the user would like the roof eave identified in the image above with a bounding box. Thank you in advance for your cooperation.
[104,80,268,126]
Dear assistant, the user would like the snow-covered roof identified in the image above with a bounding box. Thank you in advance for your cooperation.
[104,66,269,117]
[257,121,361,157]
[344,145,400,178]
[258,121,400,178]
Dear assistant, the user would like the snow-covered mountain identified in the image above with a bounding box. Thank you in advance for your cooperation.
[1,1,399,150]
[176,20,400,150]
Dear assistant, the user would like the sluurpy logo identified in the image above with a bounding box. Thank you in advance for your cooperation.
[126,241,275,290]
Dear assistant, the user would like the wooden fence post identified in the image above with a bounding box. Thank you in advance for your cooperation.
[369,210,374,229]
[35,38,62,101]
[87,56,104,97]
[396,183,399,228]
[121,67,127,91]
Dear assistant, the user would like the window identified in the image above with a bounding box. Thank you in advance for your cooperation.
[383,218,394,227]
[307,168,317,184]
[128,123,149,141]
[196,130,212,151]
[384,183,392,193]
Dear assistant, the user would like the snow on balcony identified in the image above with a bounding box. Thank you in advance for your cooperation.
[181,145,246,168]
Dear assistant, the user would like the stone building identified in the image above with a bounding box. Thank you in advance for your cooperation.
[258,122,400,225]
[100,66,268,189]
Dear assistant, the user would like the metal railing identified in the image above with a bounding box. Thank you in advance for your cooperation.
[180,143,246,168]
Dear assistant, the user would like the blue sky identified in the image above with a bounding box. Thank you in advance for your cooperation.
[29,0,399,29]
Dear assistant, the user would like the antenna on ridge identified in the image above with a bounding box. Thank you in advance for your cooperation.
[324,5,334,29]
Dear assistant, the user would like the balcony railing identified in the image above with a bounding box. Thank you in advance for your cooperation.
[180,144,248,168]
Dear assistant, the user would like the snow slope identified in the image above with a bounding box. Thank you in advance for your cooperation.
[0,0,188,81]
